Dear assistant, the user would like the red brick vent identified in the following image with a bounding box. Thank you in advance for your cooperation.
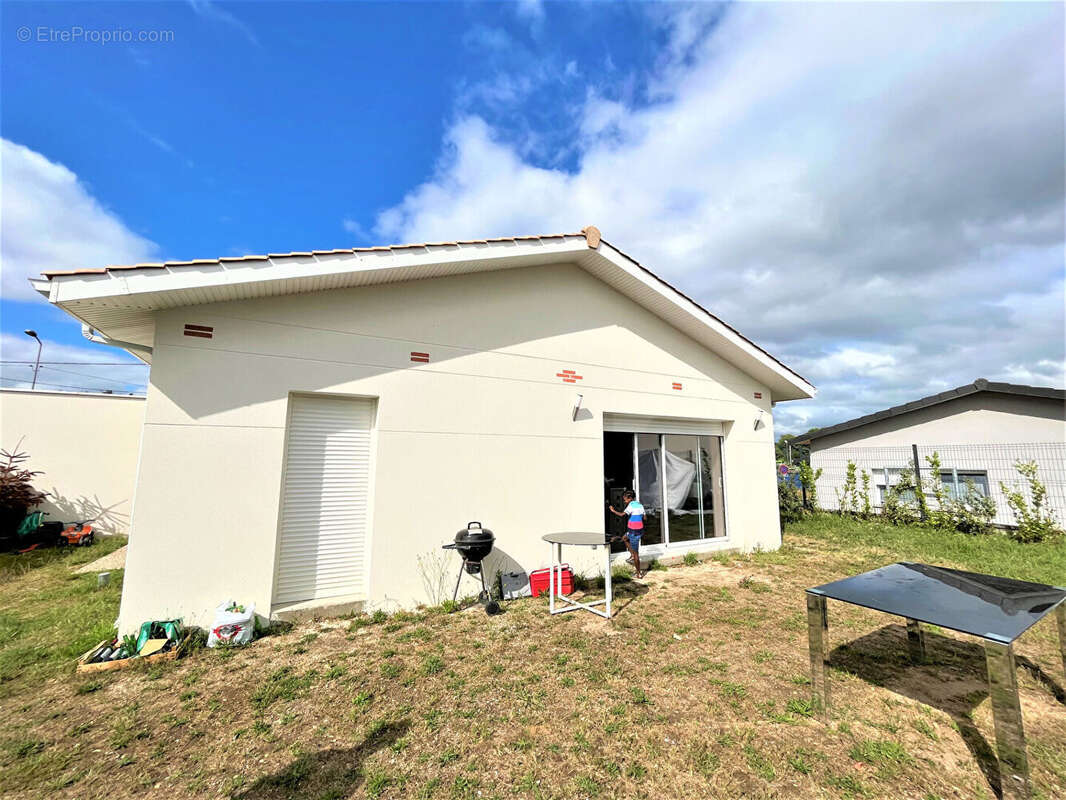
[672,382,683,390]
[183,324,213,339]
[410,351,430,363]
[556,369,583,384]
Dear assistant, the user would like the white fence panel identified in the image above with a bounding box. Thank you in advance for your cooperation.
[811,442,1066,528]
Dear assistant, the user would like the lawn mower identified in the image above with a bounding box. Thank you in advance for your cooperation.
[9,511,65,553]
[57,519,95,547]
[6,512,95,552]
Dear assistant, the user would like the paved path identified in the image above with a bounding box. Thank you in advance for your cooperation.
[75,545,127,574]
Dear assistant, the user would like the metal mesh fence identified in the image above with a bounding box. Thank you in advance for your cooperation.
[810,442,1066,527]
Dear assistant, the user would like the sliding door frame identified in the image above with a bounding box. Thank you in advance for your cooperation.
[603,413,730,558]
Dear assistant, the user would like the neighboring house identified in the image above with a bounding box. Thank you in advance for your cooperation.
[0,388,145,534]
[32,227,815,630]
[798,379,1066,526]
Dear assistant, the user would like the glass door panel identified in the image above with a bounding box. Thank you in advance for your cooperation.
[664,434,704,542]
[700,435,726,538]
[635,433,664,546]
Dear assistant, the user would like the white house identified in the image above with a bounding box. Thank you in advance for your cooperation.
[799,379,1065,526]
[33,227,815,631]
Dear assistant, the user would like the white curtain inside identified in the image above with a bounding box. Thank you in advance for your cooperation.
[637,448,697,511]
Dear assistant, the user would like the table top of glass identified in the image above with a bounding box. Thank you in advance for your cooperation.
[542,532,609,546]
[807,562,1066,644]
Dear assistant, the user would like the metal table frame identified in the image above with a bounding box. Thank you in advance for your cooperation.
[543,533,612,620]
[806,593,1066,800]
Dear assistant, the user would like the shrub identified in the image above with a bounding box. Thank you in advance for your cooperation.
[948,479,997,534]
[796,461,822,509]
[0,442,48,536]
[1000,461,1063,543]
[778,480,804,525]
[860,469,872,518]
[882,465,921,526]
[836,461,860,516]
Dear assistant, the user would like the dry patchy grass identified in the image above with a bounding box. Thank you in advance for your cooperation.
[0,518,1063,799]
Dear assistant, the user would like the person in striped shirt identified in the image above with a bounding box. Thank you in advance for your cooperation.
[608,490,645,578]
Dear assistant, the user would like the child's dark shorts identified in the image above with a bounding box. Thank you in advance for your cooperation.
[626,533,642,551]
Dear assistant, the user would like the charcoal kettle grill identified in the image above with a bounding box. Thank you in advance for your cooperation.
[443,521,500,614]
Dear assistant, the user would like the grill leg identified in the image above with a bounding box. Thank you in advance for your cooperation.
[985,641,1030,800]
[807,593,829,720]
[905,618,926,664]
[452,562,464,603]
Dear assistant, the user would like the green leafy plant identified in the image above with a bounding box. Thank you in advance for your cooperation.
[1000,461,1063,543]
[882,465,920,526]
[836,461,862,516]
[796,461,823,509]
[949,478,996,534]
[860,469,872,518]
[778,480,804,525]
[120,633,140,658]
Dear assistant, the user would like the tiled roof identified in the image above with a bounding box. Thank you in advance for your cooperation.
[40,231,590,278]
[798,379,1065,442]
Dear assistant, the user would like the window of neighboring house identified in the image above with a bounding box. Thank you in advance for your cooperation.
[876,468,911,505]
[938,470,990,499]
[875,466,989,505]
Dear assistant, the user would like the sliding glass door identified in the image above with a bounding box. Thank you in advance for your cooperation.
[635,433,665,546]
[603,431,726,547]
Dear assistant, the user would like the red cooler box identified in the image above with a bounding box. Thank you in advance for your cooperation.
[529,564,574,597]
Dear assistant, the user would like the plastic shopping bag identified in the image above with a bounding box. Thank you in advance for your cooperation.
[207,601,256,647]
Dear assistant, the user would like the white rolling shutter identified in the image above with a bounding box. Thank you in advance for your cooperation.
[274,395,374,605]
[603,413,723,436]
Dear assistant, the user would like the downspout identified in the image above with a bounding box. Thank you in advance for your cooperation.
[81,324,153,356]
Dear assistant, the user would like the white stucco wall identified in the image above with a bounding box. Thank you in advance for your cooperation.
[118,262,781,631]
[0,389,145,533]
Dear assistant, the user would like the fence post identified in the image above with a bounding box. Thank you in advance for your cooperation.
[912,443,927,521]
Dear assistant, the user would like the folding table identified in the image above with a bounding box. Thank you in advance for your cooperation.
[541,532,612,619]
[807,562,1066,800]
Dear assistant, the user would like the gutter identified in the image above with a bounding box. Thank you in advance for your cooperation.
[82,324,153,356]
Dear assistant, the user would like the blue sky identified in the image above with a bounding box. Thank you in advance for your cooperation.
[2,2,1063,431]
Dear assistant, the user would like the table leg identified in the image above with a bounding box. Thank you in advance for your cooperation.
[548,542,555,615]
[807,593,829,719]
[1056,604,1065,679]
[984,641,1030,800]
[905,618,926,664]
[604,545,612,619]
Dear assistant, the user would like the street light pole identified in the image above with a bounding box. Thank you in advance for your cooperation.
[24,330,42,389]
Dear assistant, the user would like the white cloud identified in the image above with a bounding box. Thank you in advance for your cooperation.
[1,139,160,301]
[187,0,260,47]
[373,3,1064,432]
[515,0,544,25]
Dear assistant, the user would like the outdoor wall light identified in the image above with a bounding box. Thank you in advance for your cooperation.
[754,410,765,431]
[572,393,584,421]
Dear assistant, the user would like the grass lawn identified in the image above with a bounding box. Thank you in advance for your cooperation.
[1,517,1063,799]
[0,535,127,698]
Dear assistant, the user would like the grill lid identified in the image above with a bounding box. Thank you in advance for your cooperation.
[454,521,494,546]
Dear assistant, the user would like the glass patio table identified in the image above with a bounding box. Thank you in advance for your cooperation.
[806,562,1066,800]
